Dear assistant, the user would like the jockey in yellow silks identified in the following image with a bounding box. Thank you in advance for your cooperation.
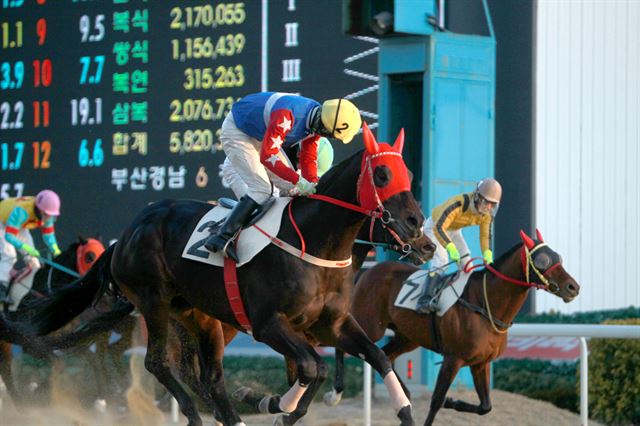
[416,178,502,313]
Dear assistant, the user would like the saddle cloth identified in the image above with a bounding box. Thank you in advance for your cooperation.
[181,197,291,267]
[394,269,473,317]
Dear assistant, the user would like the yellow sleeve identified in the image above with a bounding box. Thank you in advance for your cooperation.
[433,201,463,248]
[479,214,492,253]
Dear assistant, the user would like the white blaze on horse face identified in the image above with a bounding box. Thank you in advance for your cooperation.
[383,371,411,414]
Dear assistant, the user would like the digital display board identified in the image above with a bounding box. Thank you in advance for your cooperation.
[0,0,377,244]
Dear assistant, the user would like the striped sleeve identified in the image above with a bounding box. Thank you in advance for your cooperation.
[4,206,28,249]
[433,201,462,248]
[41,216,58,250]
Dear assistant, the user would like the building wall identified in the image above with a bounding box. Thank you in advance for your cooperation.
[535,0,640,313]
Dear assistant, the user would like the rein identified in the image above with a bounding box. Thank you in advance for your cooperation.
[276,151,410,268]
[459,243,561,334]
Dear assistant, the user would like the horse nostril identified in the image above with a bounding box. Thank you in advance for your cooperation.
[568,283,578,294]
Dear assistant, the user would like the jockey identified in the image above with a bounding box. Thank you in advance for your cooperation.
[416,178,502,314]
[0,189,62,304]
[205,92,361,262]
[222,136,335,199]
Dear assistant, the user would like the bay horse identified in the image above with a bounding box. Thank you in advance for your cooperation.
[327,229,580,426]
[17,124,426,426]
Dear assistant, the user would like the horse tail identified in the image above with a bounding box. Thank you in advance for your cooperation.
[38,299,135,350]
[21,243,116,336]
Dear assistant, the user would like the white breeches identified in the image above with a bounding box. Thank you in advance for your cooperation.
[423,217,470,273]
[220,114,295,203]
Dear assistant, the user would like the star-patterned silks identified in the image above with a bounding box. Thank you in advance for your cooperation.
[277,116,292,132]
[270,135,284,150]
[266,154,280,166]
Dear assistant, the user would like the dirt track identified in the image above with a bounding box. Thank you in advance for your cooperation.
[1,388,600,426]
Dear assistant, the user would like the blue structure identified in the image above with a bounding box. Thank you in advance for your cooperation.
[375,2,496,391]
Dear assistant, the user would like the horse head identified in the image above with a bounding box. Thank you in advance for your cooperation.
[75,237,105,276]
[357,122,424,243]
[519,229,580,302]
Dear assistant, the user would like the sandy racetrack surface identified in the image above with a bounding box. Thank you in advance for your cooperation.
[1,388,600,426]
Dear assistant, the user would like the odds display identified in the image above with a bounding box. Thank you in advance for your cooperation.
[0,0,377,242]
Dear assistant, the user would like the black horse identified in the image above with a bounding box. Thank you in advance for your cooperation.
[1,238,135,411]
[0,238,104,405]
[18,124,425,426]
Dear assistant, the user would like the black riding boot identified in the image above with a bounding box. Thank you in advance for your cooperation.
[0,281,11,305]
[415,273,442,314]
[204,195,260,262]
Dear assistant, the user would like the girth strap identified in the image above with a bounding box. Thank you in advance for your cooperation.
[223,257,252,332]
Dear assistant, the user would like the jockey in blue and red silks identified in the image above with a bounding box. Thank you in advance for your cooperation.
[0,189,62,305]
[205,92,362,262]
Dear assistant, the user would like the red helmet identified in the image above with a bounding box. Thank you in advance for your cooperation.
[35,189,61,216]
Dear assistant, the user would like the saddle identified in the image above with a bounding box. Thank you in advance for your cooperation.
[424,271,460,302]
[209,197,277,233]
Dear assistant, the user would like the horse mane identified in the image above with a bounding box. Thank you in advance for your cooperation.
[469,241,524,281]
[315,149,364,194]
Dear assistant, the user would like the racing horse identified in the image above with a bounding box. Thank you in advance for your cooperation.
[171,208,436,426]
[326,229,580,425]
[17,124,426,426]
[0,237,106,406]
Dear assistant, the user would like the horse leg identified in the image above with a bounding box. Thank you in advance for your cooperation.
[190,318,244,426]
[330,316,414,426]
[234,315,321,417]
[276,350,329,426]
[443,362,492,415]
[141,309,203,426]
[424,355,464,426]
[0,341,21,407]
[381,333,419,401]
[323,349,344,406]
[92,336,110,412]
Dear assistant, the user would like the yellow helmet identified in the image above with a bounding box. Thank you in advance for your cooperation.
[320,99,362,144]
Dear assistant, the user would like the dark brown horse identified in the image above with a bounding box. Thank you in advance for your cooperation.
[170,212,436,426]
[16,124,426,426]
[0,238,110,407]
[327,229,580,425]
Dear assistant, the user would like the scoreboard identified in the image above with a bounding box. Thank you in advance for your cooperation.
[0,0,377,244]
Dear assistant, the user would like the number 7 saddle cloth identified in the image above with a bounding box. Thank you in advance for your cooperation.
[181,197,290,268]
[394,269,473,317]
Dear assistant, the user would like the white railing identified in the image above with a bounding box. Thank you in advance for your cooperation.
[363,324,640,426]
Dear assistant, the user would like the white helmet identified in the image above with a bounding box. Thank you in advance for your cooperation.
[474,178,502,216]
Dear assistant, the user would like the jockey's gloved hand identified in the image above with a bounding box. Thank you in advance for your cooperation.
[52,243,61,257]
[22,245,40,258]
[483,249,493,264]
[445,243,460,262]
[295,176,317,196]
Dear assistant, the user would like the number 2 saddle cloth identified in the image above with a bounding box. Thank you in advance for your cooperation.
[181,197,290,267]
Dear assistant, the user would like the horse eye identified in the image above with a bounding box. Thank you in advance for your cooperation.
[85,252,96,263]
[373,165,392,188]
[533,253,551,270]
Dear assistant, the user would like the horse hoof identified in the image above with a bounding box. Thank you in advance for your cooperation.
[272,414,294,426]
[94,398,107,413]
[323,389,343,406]
[232,386,252,402]
[397,404,415,426]
[443,397,455,409]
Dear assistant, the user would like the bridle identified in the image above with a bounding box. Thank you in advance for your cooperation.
[466,242,562,293]
[283,150,411,265]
